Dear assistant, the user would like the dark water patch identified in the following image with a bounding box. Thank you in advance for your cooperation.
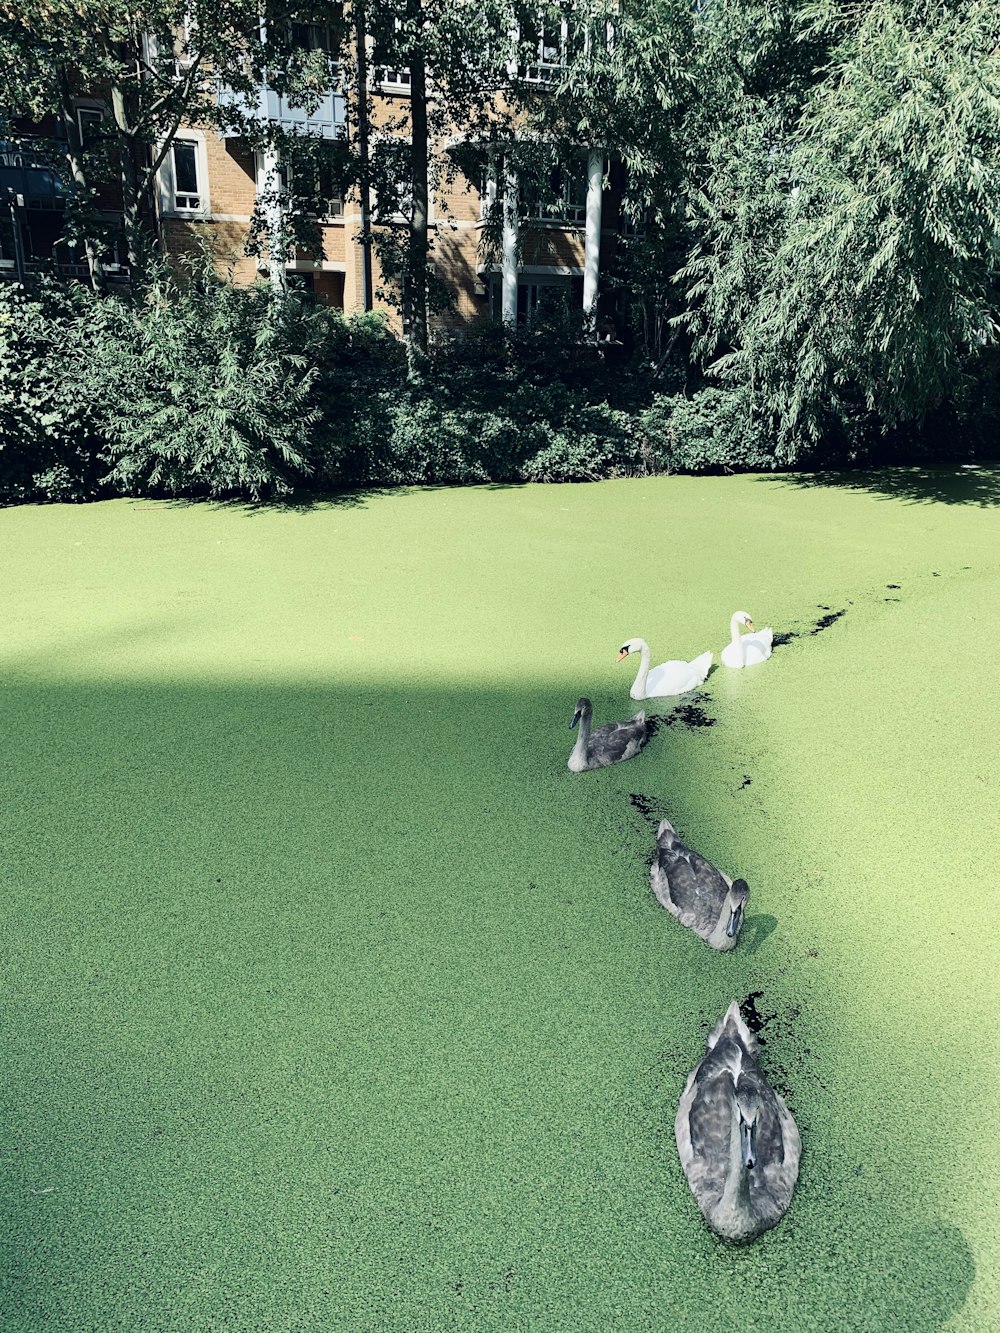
[644,713,668,740]
[887,583,901,589]
[809,608,847,635]
[932,571,941,576]
[739,990,777,1042]
[655,693,717,730]
[884,597,900,602]
[737,775,752,791]
[628,791,668,826]
[771,629,798,648]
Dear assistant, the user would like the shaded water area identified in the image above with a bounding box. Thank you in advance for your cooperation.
[0,472,997,1331]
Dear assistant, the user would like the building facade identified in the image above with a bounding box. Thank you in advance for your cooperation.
[2,17,634,341]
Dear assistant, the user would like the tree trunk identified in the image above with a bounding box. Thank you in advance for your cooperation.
[406,38,429,377]
[110,76,151,289]
[57,66,107,295]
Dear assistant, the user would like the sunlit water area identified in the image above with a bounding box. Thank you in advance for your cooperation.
[1,469,998,1331]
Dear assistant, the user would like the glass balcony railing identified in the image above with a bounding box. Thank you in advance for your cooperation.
[217,81,347,140]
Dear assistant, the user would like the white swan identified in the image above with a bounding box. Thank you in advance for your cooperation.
[721,612,773,669]
[617,637,713,700]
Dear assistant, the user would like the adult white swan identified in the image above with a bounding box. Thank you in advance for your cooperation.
[617,638,713,699]
[721,612,773,669]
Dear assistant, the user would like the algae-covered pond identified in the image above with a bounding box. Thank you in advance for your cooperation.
[1,470,998,1331]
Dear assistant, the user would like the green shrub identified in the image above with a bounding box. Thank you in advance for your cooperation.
[0,281,103,504]
[86,266,323,501]
[639,387,777,473]
[521,406,640,482]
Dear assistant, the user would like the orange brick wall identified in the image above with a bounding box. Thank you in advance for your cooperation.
[164,85,624,334]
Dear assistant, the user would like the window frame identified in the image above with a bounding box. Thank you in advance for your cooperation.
[158,132,209,218]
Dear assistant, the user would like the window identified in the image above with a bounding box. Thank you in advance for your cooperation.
[315,157,343,218]
[489,273,578,327]
[176,11,198,66]
[372,15,411,89]
[291,22,332,51]
[522,159,587,225]
[77,107,103,148]
[620,203,650,238]
[516,7,612,84]
[519,7,585,83]
[170,139,201,212]
[372,142,411,220]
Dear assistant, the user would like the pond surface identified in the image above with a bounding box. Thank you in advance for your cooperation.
[0,470,997,1331]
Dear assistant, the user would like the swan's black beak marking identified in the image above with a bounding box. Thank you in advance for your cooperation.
[569,712,581,730]
[616,647,629,663]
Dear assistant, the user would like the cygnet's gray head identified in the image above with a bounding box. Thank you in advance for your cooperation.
[735,1085,763,1170]
[569,697,593,729]
[726,879,750,939]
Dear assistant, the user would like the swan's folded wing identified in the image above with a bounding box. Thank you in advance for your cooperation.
[592,718,648,763]
[739,1067,801,1218]
[656,839,730,932]
[681,1063,736,1203]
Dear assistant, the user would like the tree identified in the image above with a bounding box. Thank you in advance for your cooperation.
[679,0,1000,453]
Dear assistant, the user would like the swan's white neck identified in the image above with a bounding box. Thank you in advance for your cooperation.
[729,615,745,667]
[630,641,651,700]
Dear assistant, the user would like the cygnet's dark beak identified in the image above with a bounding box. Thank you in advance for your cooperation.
[726,902,745,938]
[569,712,581,730]
[740,1118,757,1170]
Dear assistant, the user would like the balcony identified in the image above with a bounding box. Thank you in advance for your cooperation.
[217,81,346,140]
[0,140,70,209]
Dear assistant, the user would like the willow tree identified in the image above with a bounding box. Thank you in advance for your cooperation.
[679,0,1000,454]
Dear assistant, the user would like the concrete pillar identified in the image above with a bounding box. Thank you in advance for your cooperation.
[501,156,519,327]
[260,146,286,292]
[583,148,603,324]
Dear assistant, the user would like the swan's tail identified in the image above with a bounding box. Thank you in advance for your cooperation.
[706,1000,758,1055]
[692,650,713,682]
[656,817,677,845]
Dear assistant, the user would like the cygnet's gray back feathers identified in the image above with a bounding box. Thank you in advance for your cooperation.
[652,819,749,948]
[676,1003,800,1241]
[568,697,651,771]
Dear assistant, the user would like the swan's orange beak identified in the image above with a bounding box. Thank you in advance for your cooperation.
[745,620,754,632]
[616,649,629,663]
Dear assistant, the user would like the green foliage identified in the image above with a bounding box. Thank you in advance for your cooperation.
[521,407,640,482]
[0,280,102,504]
[86,264,323,500]
[640,387,777,472]
[677,0,1000,458]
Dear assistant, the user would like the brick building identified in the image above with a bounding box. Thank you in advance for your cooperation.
[2,16,633,340]
[157,17,631,338]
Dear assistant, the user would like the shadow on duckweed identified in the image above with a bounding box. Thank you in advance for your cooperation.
[0,675,980,1330]
[759,463,1000,508]
[742,913,778,954]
